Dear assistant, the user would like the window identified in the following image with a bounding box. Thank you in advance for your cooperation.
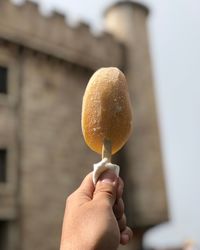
[0,66,8,94]
[0,221,8,250]
[0,149,7,182]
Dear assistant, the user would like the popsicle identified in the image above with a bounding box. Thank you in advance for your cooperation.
[81,67,133,182]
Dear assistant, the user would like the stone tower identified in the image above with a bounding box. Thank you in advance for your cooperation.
[104,2,168,248]
[0,1,168,250]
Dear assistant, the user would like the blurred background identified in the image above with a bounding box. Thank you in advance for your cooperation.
[0,0,200,249]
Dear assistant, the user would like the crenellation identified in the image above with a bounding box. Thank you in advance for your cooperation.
[51,10,66,24]
[99,30,115,40]
[98,31,119,50]
[0,0,123,70]
[20,0,40,14]
[75,21,91,33]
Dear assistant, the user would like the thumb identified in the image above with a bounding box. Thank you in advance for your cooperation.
[74,172,95,204]
[93,170,118,207]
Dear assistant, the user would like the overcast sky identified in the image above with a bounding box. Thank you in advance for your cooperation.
[13,0,200,247]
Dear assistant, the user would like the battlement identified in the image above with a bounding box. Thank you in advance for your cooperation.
[0,0,123,69]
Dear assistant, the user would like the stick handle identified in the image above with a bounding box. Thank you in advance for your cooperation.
[102,139,112,162]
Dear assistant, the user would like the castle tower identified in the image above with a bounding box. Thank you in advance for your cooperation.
[0,1,168,249]
[104,1,168,247]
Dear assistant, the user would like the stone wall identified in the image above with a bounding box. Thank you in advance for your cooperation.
[0,41,19,219]
[19,51,99,250]
[0,41,21,250]
[0,2,125,249]
[0,1,168,250]
[0,0,123,70]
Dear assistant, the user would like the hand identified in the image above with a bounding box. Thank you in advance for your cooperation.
[60,170,133,250]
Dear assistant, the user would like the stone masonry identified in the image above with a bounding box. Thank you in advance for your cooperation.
[0,1,168,250]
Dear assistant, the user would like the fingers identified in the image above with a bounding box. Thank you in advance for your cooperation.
[93,170,118,206]
[113,198,124,220]
[75,170,119,206]
[113,186,133,246]
[113,198,127,234]
[117,177,124,200]
[117,210,133,245]
[118,214,126,232]
[120,227,133,245]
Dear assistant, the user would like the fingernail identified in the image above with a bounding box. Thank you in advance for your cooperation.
[98,170,117,184]
[122,234,130,243]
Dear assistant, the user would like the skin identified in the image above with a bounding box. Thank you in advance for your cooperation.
[60,170,133,250]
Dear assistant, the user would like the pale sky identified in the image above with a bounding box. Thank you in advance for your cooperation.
[13,0,200,247]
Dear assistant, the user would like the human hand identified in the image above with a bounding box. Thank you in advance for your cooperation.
[60,170,133,250]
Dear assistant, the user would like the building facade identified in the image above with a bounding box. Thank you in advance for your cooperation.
[0,1,168,249]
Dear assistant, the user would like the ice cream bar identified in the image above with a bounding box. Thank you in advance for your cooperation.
[81,67,133,157]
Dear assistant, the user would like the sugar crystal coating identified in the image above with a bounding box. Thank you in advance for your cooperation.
[81,67,133,155]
